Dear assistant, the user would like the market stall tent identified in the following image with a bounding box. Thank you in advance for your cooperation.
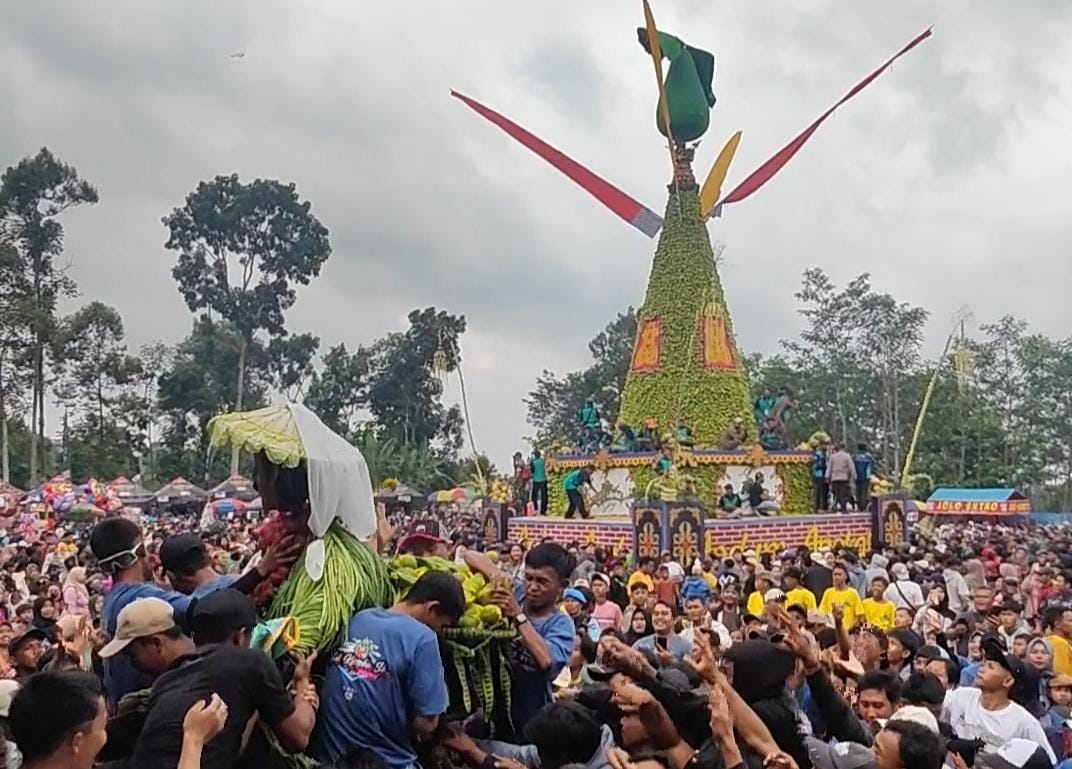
[154,476,209,512]
[209,473,258,502]
[926,487,1030,516]
[107,476,155,505]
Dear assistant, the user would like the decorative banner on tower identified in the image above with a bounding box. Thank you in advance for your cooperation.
[699,301,736,370]
[450,90,664,238]
[719,28,932,207]
[630,317,663,373]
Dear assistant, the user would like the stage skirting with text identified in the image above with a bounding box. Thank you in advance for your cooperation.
[506,512,871,559]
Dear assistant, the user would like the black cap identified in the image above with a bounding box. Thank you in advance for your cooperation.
[982,637,1028,689]
[190,589,258,643]
[9,627,46,653]
[159,534,208,575]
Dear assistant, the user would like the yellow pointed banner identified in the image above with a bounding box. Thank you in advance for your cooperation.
[642,0,676,171]
[700,130,742,218]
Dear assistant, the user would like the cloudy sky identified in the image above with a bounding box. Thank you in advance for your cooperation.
[3,1,1071,469]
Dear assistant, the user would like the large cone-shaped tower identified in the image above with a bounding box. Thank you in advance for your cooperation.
[618,147,754,446]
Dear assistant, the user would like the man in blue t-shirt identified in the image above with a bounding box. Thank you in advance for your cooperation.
[811,444,828,512]
[90,518,296,707]
[316,572,465,768]
[465,543,574,734]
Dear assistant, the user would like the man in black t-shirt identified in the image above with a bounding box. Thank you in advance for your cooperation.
[102,592,317,769]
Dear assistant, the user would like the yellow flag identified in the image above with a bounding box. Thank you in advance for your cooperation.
[642,0,676,171]
[700,131,742,217]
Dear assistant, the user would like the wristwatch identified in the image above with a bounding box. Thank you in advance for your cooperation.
[514,612,529,626]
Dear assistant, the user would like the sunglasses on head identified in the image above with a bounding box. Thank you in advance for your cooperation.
[98,541,146,573]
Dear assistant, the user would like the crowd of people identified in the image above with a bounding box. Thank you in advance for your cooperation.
[0,507,1069,769]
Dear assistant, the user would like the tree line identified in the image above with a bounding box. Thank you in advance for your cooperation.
[0,148,476,493]
[4,147,1069,511]
[527,270,1072,512]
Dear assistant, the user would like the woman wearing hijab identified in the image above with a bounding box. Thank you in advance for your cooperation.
[624,607,654,646]
[61,566,90,618]
[30,596,58,644]
[1028,637,1055,674]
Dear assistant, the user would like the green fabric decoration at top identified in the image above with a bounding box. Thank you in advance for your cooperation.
[637,28,716,143]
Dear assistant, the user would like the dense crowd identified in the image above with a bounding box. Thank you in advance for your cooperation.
[0,509,1070,769]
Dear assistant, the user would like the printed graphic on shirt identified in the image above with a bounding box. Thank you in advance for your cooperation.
[332,638,390,690]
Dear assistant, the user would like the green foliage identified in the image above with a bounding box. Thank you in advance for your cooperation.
[155,316,268,482]
[777,464,812,516]
[162,174,331,341]
[303,343,369,438]
[267,332,320,401]
[0,147,98,483]
[163,174,331,471]
[526,308,637,447]
[618,184,752,445]
[353,431,453,491]
[366,308,467,451]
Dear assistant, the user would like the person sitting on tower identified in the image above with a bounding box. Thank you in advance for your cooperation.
[611,421,637,453]
[674,420,695,448]
[753,388,777,425]
[636,419,660,452]
[653,448,673,475]
[719,417,747,450]
[577,399,601,451]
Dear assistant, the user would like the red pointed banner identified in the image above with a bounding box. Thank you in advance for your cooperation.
[450,90,663,238]
[720,28,932,207]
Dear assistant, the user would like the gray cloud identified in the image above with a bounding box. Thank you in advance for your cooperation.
[2,1,1070,469]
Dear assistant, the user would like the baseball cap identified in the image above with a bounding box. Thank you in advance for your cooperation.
[590,572,609,585]
[981,637,1030,698]
[563,588,587,604]
[1049,673,1072,689]
[764,588,787,603]
[975,739,1054,769]
[807,737,875,769]
[0,680,19,718]
[191,589,258,643]
[99,598,177,658]
[8,627,47,654]
[888,705,939,735]
[159,534,208,575]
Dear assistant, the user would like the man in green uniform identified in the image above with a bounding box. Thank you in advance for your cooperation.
[529,450,549,515]
[563,464,595,520]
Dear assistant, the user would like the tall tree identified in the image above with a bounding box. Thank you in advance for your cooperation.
[156,316,268,483]
[54,302,142,443]
[162,174,331,472]
[0,148,98,483]
[0,241,31,483]
[365,308,467,452]
[304,343,369,437]
[525,308,637,446]
[267,332,320,402]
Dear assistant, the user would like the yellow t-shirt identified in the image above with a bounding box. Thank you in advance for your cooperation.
[785,587,817,613]
[819,587,864,628]
[861,598,896,631]
[1048,634,1072,675]
[702,572,718,591]
[746,591,765,617]
[627,571,654,592]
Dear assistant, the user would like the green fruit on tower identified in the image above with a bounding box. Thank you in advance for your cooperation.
[618,148,754,446]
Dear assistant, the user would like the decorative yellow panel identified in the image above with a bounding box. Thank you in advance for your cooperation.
[630,317,663,373]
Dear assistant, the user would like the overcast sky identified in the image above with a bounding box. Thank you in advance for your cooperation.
[3,1,1070,471]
